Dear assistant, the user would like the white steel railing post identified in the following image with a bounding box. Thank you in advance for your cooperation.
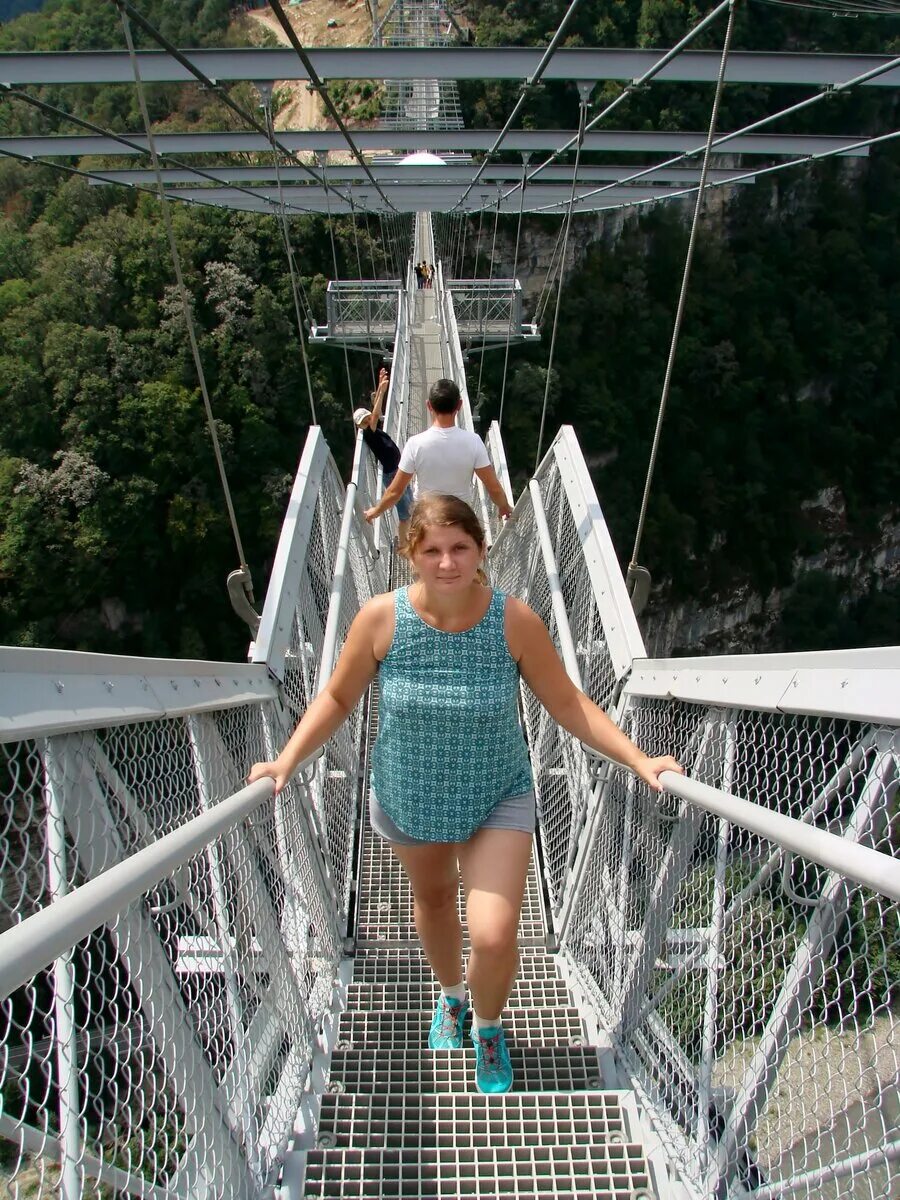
[42,739,83,1200]
[696,712,737,1174]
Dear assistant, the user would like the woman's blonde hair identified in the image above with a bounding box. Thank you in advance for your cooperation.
[400,494,488,584]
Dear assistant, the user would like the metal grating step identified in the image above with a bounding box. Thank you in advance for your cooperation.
[335,1008,587,1050]
[346,977,573,1010]
[302,1144,654,1198]
[325,1046,605,1095]
[315,1092,634,1151]
[350,948,562,985]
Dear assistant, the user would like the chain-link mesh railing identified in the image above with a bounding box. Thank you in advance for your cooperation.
[0,686,341,1199]
[488,425,644,920]
[562,695,899,1200]
[254,425,387,929]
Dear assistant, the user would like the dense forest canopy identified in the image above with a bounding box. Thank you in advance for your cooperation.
[0,0,898,660]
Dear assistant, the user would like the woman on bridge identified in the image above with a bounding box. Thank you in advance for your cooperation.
[248,495,681,1094]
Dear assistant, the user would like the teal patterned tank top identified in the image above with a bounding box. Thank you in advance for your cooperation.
[371,587,533,842]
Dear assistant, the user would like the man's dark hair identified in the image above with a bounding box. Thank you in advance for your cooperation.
[429,378,461,414]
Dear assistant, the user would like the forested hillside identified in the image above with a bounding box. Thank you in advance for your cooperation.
[0,0,898,660]
[0,0,378,659]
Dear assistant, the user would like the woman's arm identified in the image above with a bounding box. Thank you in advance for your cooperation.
[506,599,682,792]
[248,597,388,792]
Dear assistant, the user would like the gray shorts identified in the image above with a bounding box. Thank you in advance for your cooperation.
[369,789,536,845]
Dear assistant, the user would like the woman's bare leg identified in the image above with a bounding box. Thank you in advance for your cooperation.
[458,828,532,1021]
[391,841,463,987]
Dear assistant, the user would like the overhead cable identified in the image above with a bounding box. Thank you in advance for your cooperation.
[454,0,584,211]
[119,4,253,595]
[534,94,589,471]
[533,44,900,214]
[629,0,739,579]
[114,0,352,205]
[0,85,315,217]
[263,96,319,424]
[502,0,733,208]
[498,155,530,431]
[267,0,397,212]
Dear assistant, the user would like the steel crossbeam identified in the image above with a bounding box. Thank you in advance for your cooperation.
[0,130,872,158]
[2,47,900,86]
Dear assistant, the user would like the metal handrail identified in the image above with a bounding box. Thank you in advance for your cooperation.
[582,746,900,903]
[0,750,324,1002]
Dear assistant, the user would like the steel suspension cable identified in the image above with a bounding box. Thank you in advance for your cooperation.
[533,40,900,217]
[629,0,738,574]
[321,154,357,418]
[454,0,583,211]
[114,0,350,205]
[502,0,732,206]
[120,6,251,581]
[498,155,530,430]
[475,189,503,409]
[535,218,571,326]
[0,85,315,218]
[349,186,377,390]
[534,96,588,471]
[613,125,900,219]
[264,98,318,424]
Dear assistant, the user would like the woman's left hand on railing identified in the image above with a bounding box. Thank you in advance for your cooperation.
[631,754,684,794]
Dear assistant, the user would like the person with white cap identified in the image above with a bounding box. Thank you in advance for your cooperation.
[354,367,412,547]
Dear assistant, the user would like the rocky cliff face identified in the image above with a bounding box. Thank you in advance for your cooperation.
[466,201,898,656]
[640,497,900,657]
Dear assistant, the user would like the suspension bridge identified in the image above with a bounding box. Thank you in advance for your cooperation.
[0,1,899,1197]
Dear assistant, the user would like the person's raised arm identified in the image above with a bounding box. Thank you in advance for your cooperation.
[248,598,386,792]
[474,464,513,520]
[364,468,413,522]
[370,368,389,427]
[506,599,682,792]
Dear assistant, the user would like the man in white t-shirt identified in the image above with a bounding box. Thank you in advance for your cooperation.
[363,379,513,524]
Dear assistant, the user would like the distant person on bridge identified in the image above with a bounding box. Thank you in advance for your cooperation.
[354,366,411,548]
[363,378,513,526]
[248,494,682,1094]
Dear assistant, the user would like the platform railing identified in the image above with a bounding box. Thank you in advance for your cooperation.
[0,650,341,1199]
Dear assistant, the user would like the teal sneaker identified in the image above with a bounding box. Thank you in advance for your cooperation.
[471,1025,513,1094]
[428,995,470,1049]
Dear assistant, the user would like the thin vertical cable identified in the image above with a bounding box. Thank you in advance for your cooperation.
[535,96,588,472]
[265,100,318,424]
[629,0,738,571]
[120,6,250,576]
[475,190,503,407]
[498,155,529,430]
[322,154,356,417]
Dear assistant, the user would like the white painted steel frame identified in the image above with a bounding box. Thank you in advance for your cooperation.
[0,646,275,741]
[252,427,332,681]
[628,647,900,725]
